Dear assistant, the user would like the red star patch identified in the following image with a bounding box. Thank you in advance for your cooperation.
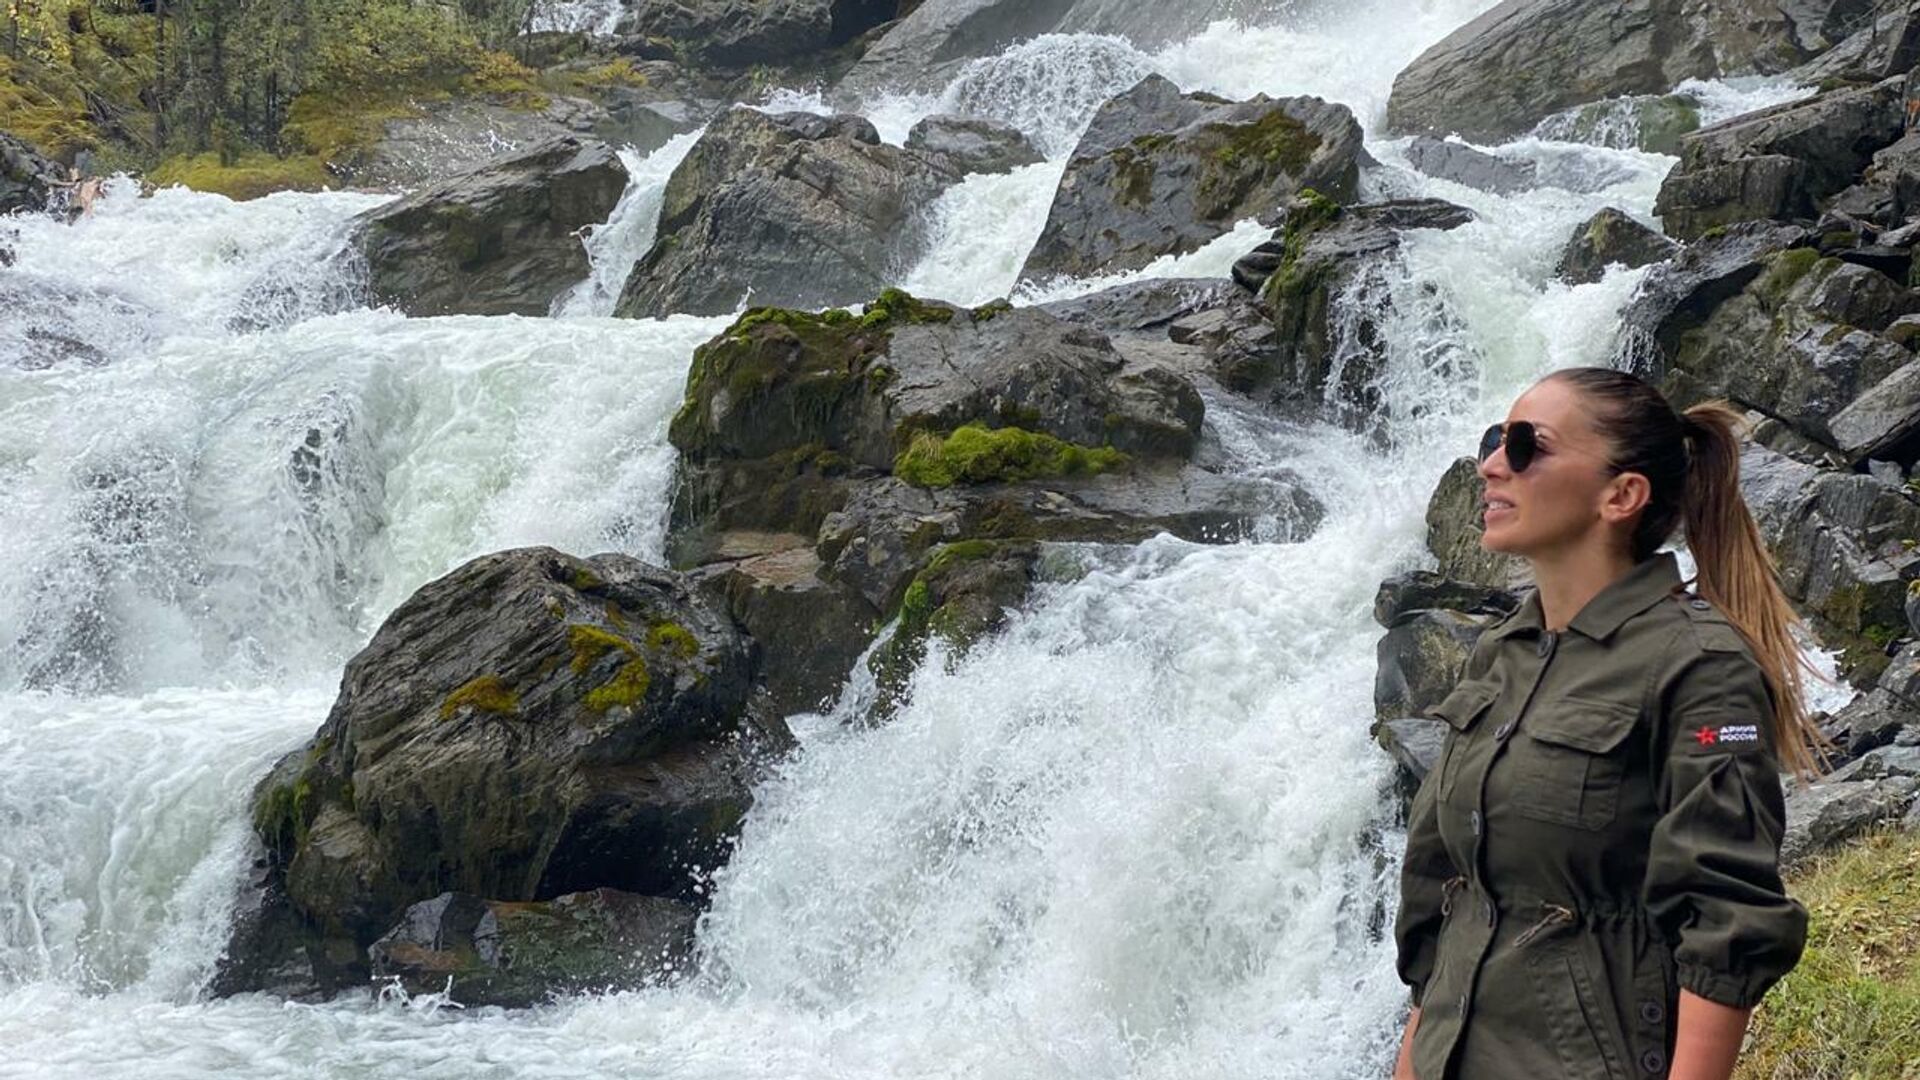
[1694,726,1718,747]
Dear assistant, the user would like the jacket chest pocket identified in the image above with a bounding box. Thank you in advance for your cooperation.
[1429,679,1499,804]
[1508,699,1640,831]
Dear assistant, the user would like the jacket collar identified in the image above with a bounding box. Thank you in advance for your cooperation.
[1489,551,1685,643]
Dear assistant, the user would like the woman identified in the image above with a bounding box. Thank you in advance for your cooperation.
[1389,367,1822,1080]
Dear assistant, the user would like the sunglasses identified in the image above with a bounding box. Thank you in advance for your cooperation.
[1478,421,1540,472]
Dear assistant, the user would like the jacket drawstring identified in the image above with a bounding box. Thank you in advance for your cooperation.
[1513,903,1576,948]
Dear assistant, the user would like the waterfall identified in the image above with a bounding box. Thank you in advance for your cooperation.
[0,0,1801,1074]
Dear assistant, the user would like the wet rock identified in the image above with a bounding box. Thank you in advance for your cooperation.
[1653,77,1905,241]
[352,97,613,189]
[1617,221,1810,362]
[1247,196,1474,424]
[1788,5,1920,83]
[616,0,896,67]
[1555,207,1679,285]
[1739,441,1920,682]
[216,547,773,998]
[1642,247,1920,464]
[1404,136,1537,195]
[1531,93,1703,156]
[1165,290,1284,395]
[1827,130,1920,230]
[1043,277,1239,334]
[1825,740,1920,783]
[1017,75,1365,285]
[613,109,955,318]
[1,133,66,216]
[1373,570,1522,628]
[865,538,1042,717]
[1425,457,1530,589]
[1385,0,1815,143]
[1825,687,1919,758]
[660,293,1323,720]
[1782,775,1920,869]
[367,889,696,1008]
[1375,717,1448,784]
[1375,608,1492,721]
[689,532,882,717]
[356,136,629,317]
[905,114,1045,176]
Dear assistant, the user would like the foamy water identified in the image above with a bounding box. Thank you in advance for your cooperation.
[0,1,1826,1075]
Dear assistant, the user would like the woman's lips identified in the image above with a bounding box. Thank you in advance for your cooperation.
[1483,495,1515,523]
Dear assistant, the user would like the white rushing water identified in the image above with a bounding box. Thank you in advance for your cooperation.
[0,0,1806,1075]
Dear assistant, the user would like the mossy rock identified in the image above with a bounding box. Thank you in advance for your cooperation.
[866,539,1041,720]
[893,423,1129,488]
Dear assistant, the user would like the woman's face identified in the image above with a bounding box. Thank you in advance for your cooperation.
[1477,378,1627,559]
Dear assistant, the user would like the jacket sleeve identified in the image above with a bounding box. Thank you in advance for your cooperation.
[1642,643,1808,1009]
[1395,764,1454,1006]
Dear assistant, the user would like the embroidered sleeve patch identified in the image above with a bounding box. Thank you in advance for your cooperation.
[1683,721,1767,754]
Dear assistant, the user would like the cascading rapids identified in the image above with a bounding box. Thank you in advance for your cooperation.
[0,1,1806,1075]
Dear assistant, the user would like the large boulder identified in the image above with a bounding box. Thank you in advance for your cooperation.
[1238,195,1475,425]
[215,547,777,998]
[1788,4,1920,83]
[2,133,66,216]
[1653,76,1906,241]
[1556,207,1680,285]
[1781,775,1920,869]
[905,113,1045,176]
[1385,0,1820,143]
[613,109,954,318]
[367,888,697,1007]
[617,0,899,67]
[1017,76,1365,285]
[1739,438,1920,683]
[355,136,629,317]
[351,97,617,189]
[1633,245,1920,465]
[1424,456,1531,588]
[1404,136,1537,195]
[661,290,1324,716]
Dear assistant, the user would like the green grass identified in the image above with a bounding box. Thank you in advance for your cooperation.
[1736,828,1920,1080]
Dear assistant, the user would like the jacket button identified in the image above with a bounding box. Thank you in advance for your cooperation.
[1640,1048,1666,1073]
[1459,992,1470,1016]
[1639,1000,1665,1024]
[1536,634,1554,657]
[1495,720,1514,739]
[1470,809,1482,835]
[1481,898,1494,926]
[1689,598,1710,610]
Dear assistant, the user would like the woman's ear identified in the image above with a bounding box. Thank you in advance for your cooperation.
[1599,471,1651,524]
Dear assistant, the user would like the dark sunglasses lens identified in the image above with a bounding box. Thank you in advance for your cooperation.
[1506,422,1537,472]
[1478,424,1502,462]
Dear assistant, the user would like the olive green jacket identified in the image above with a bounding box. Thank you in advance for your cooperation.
[1395,552,1808,1080]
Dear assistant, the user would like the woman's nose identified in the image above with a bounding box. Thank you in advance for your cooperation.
[1477,445,1511,481]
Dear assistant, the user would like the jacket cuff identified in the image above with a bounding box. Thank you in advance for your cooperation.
[1677,961,1772,1009]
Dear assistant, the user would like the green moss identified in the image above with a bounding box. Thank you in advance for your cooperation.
[1206,108,1321,174]
[567,623,636,675]
[925,539,998,576]
[439,674,521,720]
[570,567,606,592]
[1864,623,1902,649]
[1820,230,1860,249]
[861,288,955,328]
[1108,145,1158,208]
[646,620,699,660]
[583,656,651,711]
[971,299,1014,322]
[892,423,1129,488]
[146,150,335,200]
[1735,830,1920,1080]
[1756,248,1828,306]
[1261,188,1344,308]
[1700,224,1730,241]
